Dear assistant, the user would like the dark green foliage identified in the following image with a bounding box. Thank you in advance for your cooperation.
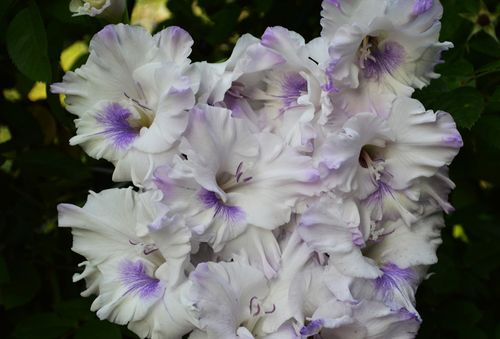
[0,0,499,338]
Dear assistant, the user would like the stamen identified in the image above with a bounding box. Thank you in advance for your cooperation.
[143,244,159,255]
[264,304,276,314]
[249,296,261,316]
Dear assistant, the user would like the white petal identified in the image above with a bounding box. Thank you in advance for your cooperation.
[218,226,281,279]
[188,261,269,339]
[385,97,462,188]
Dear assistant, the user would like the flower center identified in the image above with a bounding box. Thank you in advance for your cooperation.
[477,13,491,26]
[124,93,155,129]
[358,36,379,69]
[359,145,385,182]
[358,35,405,78]
[217,161,253,194]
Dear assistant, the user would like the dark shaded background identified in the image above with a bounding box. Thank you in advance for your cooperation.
[1,0,499,338]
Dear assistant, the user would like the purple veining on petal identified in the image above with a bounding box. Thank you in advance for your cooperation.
[375,263,417,298]
[322,60,339,93]
[280,73,308,108]
[412,0,433,16]
[120,260,163,299]
[300,319,324,336]
[198,188,245,222]
[365,181,393,205]
[96,103,139,148]
[442,133,463,148]
[363,41,405,79]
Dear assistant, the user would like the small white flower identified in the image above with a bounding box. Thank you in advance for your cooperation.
[69,0,126,21]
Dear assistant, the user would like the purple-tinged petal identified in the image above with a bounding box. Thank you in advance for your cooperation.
[120,260,163,299]
[96,103,139,148]
[325,0,340,8]
[412,0,433,16]
[442,132,463,148]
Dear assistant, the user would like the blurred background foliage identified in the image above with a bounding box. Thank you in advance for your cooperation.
[0,0,499,338]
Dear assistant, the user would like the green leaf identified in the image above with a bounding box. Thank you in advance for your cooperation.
[0,256,9,284]
[55,298,93,323]
[475,115,500,150]
[486,87,500,112]
[15,149,91,180]
[436,58,475,89]
[0,262,41,309]
[12,313,75,339]
[74,319,122,339]
[6,2,51,82]
[437,87,485,129]
[475,60,500,78]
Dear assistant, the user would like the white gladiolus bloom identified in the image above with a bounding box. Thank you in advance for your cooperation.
[317,0,452,94]
[316,97,462,198]
[51,24,199,184]
[56,1,463,337]
[58,188,195,338]
[153,104,320,251]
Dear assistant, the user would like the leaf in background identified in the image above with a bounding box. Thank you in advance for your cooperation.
[0,262,41,309]
[74,319,122,339]
[475,115,500,150]
[469,35,500,58]
[15,149,90,181]
[206,6,240,44]
[6,2,52,82]
[486,87,500,112]
[0,0,13,20]
[475,60,500,78]
[435,58,475,89]
[438,87,485,129]
[0,256,9,284]
[55,298,93,323]
[12,313,75,339]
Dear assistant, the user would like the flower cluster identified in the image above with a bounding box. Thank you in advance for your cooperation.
[53,1,462,338]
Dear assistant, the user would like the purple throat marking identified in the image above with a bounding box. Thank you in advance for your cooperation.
[198,188,245,222]
[96,103,140,148]
[280,73,308,109]
[120,260,162,299]
[300,319,324,336]
[362,40,405,79]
